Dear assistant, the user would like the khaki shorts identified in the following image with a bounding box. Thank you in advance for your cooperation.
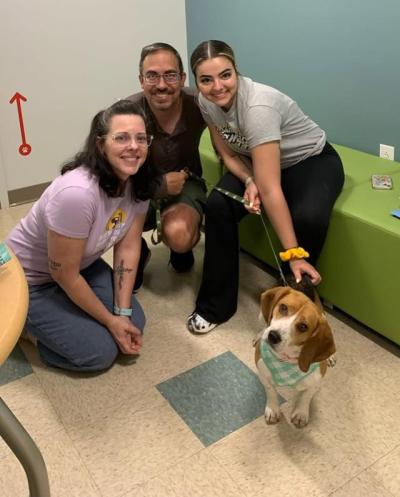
[144,178,207,231]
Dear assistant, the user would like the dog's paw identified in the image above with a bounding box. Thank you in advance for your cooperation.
[290,410,309,428]
[264,406,281,424]
[327,354,337,368]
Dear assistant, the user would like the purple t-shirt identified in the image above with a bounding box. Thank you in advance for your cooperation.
[6,167,149,284]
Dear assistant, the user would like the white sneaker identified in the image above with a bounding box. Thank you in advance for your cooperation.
[186,312,217,334]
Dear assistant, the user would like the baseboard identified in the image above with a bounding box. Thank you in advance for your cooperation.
[6,182,51,207]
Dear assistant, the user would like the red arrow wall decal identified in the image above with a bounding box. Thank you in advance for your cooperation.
[9,92,32,156]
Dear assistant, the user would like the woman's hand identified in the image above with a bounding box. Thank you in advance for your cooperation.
[243,181,261,214]
[289,259,321,285]
[107,315,143,355]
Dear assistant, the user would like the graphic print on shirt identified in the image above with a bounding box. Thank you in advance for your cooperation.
[95,208,128,253]
[217,123,249,151]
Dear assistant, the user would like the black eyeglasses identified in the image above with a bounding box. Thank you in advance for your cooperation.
[143,71,181,85]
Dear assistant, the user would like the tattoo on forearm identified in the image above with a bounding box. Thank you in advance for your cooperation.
[48,258,61,271]
[114,260,134,290]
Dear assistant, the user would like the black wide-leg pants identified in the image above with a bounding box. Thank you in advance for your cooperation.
[195,142,344,324]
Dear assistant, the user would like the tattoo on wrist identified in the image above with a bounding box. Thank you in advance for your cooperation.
[114,260,133,290]
[48,258,61,271]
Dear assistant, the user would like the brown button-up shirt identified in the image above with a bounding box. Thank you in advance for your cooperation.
[127,88,206,196]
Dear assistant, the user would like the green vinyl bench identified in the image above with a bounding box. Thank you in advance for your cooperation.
[199,130,400,346]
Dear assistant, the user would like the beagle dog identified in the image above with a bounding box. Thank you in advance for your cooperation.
[254,286,336,428]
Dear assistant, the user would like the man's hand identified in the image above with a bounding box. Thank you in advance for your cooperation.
[108,315,143,355]
[164,170,188,196]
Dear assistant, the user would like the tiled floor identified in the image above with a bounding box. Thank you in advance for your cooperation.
[1,203,400,497]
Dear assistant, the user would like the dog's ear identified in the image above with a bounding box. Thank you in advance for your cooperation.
[312,292,324,312]
[298,317,336,372]
[260,287,291,325]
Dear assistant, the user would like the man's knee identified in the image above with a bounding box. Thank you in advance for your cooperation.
[162,216,200,251]
[164,230,197,252]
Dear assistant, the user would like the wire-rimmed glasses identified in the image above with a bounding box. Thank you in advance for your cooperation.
[142,71,181,85]
[107,132,153,147]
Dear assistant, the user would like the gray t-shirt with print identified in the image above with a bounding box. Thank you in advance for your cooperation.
[198,76,326,169]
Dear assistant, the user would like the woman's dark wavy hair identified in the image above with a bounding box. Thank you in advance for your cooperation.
[61,99,158,200]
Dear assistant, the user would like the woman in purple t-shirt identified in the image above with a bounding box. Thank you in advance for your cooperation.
[6,100,157,372]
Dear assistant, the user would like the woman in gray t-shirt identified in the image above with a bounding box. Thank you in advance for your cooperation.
[187,40,344,334]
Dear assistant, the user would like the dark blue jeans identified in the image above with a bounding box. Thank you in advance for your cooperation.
[25,258,145,372]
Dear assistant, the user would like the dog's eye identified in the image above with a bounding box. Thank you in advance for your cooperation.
[297,322,308,333]
[279,303,288,315]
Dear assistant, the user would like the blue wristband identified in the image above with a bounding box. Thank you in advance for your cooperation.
[0,243,11,266]
[113,305,133,317]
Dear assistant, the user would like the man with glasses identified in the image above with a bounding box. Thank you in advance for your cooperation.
[128,42,206,288]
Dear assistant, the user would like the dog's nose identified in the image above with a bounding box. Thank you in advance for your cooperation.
[268,330,281,345]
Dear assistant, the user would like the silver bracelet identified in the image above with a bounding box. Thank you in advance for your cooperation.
[244,175,254,187]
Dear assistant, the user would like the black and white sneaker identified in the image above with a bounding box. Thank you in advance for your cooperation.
[186,312,217,334]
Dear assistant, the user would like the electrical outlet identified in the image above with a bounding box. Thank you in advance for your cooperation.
[380,144,395,161]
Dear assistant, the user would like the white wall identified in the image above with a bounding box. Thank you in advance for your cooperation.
[0,0,187,207]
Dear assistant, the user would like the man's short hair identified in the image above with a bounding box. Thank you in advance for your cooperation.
[139,42,184,74]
